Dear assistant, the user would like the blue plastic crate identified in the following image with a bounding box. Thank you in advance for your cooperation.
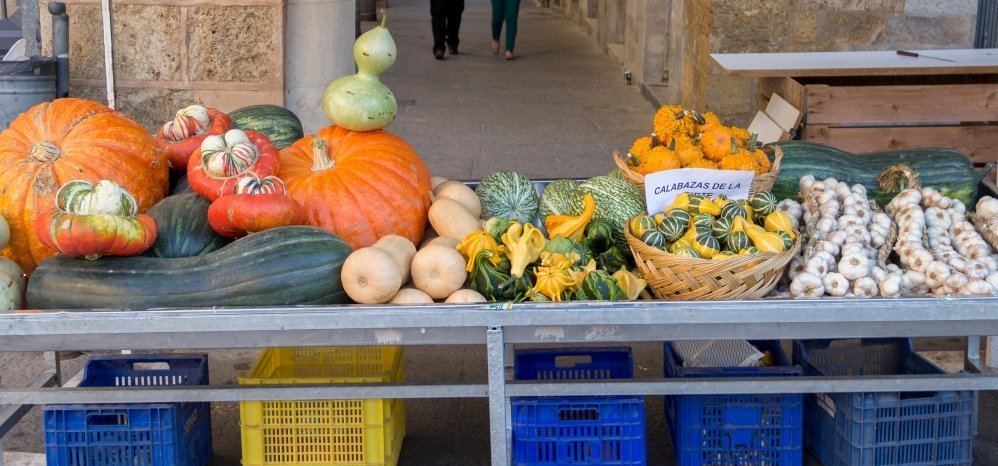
[44,355,212,466]
[512,348,646,465]
[793,339,976,466]
[664,340,804,466]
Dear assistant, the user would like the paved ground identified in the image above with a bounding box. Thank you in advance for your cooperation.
[2,0,996,465]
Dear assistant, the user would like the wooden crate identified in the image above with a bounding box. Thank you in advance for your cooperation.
[759,75,998,167]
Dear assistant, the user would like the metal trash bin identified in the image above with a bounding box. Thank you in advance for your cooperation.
[0,57,56,130]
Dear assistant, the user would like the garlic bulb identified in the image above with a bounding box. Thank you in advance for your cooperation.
[790,272,825,298]
[852,277,879,297]
[839,254,870,280]
[804,257,829,277]
[823,272,849,297]
[964,279,995,296]
[879,274,902,297]
[977,196,998,219]
[925,261,952,290]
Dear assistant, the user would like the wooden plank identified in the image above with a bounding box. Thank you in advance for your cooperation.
[804,124,998,164]
[758,77,805,115]
[748,111,787,144]
[712,49,998,78]
[765,93,803,132]
[807,83,998,125]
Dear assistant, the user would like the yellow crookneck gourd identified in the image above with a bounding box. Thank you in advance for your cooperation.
[456,230,504,272]
[744,223,786,253]
[764,211,796,239]
[667,193,691,212]
[531,261,577,301]
[689,196,721,216]
[545,194,596,242]
[612,268,647,300]
[501,222,546,278]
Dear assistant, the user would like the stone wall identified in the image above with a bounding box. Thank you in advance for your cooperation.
[46,0,283,130]
[557,0,980,125]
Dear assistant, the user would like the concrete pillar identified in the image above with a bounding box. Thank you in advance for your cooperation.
[284,0,354,134]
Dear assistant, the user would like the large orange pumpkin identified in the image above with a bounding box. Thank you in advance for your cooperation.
[278,125,431,249]
[0,98,168,273]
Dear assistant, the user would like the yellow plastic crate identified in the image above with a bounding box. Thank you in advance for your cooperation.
[238,346,405,466]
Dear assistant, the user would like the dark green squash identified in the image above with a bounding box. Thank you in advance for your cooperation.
[772,141,993,207]
[143,193,229,258]
[27,226,352,310]
[228,104,305,150]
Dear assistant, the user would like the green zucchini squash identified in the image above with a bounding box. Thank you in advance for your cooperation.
[27,226,351,310]
[772,141,993,207]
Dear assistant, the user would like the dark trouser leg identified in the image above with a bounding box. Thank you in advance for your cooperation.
[446,0,465,49]
[430,0,447,51]
[491,0,505,41]
[504,0,521,53]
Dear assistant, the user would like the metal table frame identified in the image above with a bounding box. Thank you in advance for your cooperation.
[3,298,998,465]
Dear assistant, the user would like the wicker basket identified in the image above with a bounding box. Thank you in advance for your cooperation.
[625,224,800,301]
[613,145,783,196]
[969,213,998,251]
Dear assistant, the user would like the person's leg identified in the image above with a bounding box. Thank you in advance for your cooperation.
[491,0,505,44]
[446,0,464,52]
[430,0,447,58]
[504,0,521,54]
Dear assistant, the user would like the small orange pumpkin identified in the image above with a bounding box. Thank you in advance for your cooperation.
[633,145,681,175]
[672,136,703,167]
[719,150,756,171]
[278,125,432,249]
[0,98,168,273]
[700,127,736,162]
[686,158,719,169]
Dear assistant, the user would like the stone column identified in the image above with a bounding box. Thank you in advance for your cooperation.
[284,0,354,133]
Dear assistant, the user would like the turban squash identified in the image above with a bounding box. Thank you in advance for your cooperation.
[0,98,168,273]
[278,125,431,249]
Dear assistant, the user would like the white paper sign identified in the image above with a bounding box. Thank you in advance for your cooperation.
[644,169,755,214]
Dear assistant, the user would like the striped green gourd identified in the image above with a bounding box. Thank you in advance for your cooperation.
[772,141,993,208]
[539,179,581,219]
[749,191,777,216]
[640,229,666,248]
[658,216,686,242]
[228,105,304,150]
[576,176,646,250]
[720,202,747,221]
[711,216,733,240]
[727,231,751,252]
[476,171,539,223]
[672,246,700,258]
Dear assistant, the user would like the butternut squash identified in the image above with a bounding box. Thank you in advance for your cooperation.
[433,181,482,218]
[341,247,403,304]
[390,288,434,304]
[426,236,460,249]
[411,244,467,299]
[373,234,417,284]
[431,176,450,190]
[445,289,487,303]
[429,198,481,240]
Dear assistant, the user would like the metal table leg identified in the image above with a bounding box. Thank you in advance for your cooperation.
[487,326,509,465]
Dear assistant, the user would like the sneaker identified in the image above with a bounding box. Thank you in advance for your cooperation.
[433,48,445,60]
[449,46,459,55]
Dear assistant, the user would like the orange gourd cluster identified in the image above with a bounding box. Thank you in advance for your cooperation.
[626,105,770,176]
